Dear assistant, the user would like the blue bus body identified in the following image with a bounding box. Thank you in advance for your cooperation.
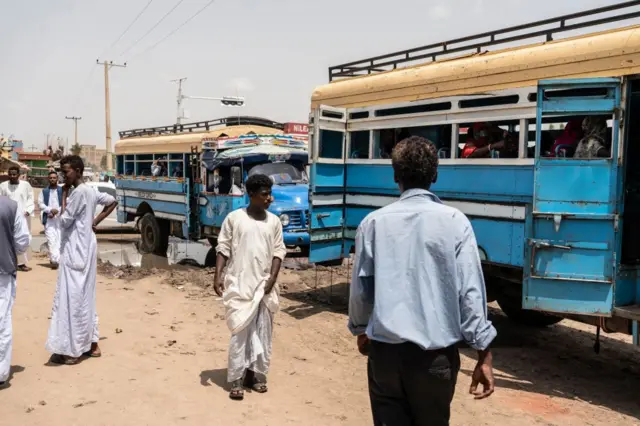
[309,77,640,345]
[115,132,310,256]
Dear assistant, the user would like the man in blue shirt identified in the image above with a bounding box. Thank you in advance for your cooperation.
[349,136,496,426]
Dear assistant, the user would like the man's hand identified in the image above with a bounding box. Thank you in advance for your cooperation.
[356,334,371,356]
[264,276,276,294]
[469,350,495,399]
[214,277,224,297]
[48,213,54,219]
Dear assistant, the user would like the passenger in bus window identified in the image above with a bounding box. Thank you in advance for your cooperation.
[462,123,517,158]
[574,116,610,158]
[173,164,183,178]
[546,119,583,157]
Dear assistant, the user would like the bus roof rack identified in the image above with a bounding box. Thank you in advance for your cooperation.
[118,116,285,139]
[328,0,640,82]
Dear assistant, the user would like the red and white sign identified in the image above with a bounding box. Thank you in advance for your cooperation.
[283,122,309,135]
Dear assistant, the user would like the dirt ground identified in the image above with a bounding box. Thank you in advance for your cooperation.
[2,258,640,426]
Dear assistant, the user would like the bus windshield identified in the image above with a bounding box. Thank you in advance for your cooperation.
[248,162,307,184]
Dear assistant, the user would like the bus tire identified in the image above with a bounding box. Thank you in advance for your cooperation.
[496,291,563,327]
[207,237,218,248]
[139,213,169,256]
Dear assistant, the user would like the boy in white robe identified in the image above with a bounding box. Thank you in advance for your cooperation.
[0,165,34,272]
[0,197,31,386]
[214,173,286,400]
[37,171,63,268]
[45,155,117,365]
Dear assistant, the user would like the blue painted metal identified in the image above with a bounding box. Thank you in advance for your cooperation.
[524,78,621,316]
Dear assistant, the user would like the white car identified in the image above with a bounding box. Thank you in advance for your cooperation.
[85,180,116,199]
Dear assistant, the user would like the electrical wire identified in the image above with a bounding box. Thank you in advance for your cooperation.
[118,0,186,58]
[129,0,217,61]
[98,0,156,58]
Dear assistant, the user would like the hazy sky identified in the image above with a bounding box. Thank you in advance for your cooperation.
[0,0,630,150]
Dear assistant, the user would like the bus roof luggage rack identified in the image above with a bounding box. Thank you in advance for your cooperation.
[118,116,285,139]
[328,0,640,81]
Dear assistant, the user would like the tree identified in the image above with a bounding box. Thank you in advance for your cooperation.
[100,155,107,170]
[71,143,82,156]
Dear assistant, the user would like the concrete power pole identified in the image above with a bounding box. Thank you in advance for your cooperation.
[96,59,126,172]
[171,77,187,125]
[65,116,82,148]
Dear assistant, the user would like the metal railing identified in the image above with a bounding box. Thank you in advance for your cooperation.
[119,116,285,139]
[328,1,640,81]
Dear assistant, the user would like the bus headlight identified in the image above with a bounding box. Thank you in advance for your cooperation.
[280,214,290,227]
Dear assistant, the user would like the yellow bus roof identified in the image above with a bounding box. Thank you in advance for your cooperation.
[114,124,286,155]
[311,25,640,109]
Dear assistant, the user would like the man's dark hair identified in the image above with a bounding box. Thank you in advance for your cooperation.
[391,136,439,190]
[60,155,84,175]
[48,171,58,177]
[245,173,273,195]
[8,165,20,174]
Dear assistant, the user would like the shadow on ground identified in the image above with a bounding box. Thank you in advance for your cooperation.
[282,268,640,419]
[200,369,227,390]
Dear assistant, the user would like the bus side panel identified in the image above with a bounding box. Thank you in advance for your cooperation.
[116,178,189,224]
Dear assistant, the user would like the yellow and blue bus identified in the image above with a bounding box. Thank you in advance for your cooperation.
[308,2,640,346]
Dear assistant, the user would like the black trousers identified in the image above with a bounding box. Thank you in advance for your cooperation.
[367,341,460,426]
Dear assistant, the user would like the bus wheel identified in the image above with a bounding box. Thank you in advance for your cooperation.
[139,213,169,256]
[207,237,218,248]
[496,290,562,327]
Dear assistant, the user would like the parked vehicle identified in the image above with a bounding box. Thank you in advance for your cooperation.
[114,116,310,258]
[307,3,640,347]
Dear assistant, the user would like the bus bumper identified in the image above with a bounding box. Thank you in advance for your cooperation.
[284,231,309,247]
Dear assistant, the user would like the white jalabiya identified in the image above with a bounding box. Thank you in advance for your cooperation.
[216,209,286,382]
[38,187,62,264]
[45,184,115,358]
[0,181,34,266]
[0,210,31,382]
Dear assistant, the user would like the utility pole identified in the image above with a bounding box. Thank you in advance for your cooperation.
[65,116,82,148]
[171,77,187,125]
[96,59,127,172]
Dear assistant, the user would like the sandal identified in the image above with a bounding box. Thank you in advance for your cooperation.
[229,380,244,400]
[50,354,80,365]
[83,343,102,358]
[243,370,268,393]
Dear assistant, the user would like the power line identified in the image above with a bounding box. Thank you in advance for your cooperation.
[118,0,186,58]
[130,0,217,61]
[99,0,155,58]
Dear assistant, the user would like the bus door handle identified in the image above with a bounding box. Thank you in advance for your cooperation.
[316,213,330,219]
[529,239,571,273]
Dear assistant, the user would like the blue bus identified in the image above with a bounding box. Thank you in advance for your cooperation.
[114,116,310,257]
[308,4,640,346]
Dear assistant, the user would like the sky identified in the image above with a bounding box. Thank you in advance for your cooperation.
[0,0,633,151]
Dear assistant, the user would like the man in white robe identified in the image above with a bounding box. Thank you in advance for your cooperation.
[214,174,286,400]
[37,171,63,268]
[45,156,117,365]
[0,197,31,385]
[0,166,34,272]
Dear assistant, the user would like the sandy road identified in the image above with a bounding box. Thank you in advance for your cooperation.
[1,261,639,426]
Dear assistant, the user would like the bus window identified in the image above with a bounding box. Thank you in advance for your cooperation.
[319,130,344,159]
[460,120,519,159]
[536,115,612,159]
[349,131,370,159]
[372,125,451,159]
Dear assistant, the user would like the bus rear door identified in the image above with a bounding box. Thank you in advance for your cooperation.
[524,78,622,316]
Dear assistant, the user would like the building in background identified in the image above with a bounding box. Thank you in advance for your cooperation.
[80,144,106,168]
[18,152,51,176]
